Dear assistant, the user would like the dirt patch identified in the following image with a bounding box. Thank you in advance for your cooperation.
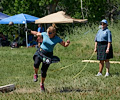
[15,88,40,93]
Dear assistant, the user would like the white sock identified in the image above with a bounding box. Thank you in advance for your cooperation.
[106,72,109,74]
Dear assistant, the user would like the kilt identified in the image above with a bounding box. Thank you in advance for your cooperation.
[97,42,113,60]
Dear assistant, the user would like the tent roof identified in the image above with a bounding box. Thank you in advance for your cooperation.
[0,12,10,20]
[0,13,39,24]
[35,11,87,24]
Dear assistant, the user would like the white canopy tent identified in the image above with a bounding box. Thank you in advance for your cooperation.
[35,11,87,24]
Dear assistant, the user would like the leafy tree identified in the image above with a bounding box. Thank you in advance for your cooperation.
[0,0,120,35]
[1,0,120,21]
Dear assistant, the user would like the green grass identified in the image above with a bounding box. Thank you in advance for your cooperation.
[0,23,120,100]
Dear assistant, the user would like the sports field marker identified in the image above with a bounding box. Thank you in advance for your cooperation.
[82,60,120,64]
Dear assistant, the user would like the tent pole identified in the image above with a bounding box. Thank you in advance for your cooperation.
[25,24,28,47]
[18,24,20,45]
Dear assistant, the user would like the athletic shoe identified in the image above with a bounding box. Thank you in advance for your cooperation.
[105,72,109,77]
[95,72,102,76]
[33,74,38,82]
[40,83,45,92]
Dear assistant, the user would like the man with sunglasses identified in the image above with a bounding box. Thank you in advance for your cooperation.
[26,26,70,92]
[94,19,113,77]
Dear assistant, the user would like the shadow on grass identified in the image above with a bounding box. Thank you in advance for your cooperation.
[110,72,119,77]
[60,87,92,93]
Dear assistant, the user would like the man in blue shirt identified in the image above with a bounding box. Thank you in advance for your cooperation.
[94,19,113,77]
[37,24,44,33]
[37,24,45,47]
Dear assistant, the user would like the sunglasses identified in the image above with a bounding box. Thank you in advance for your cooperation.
[48,32,52,34]
[101,23,106,25]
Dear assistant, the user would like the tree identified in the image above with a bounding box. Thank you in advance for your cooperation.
[1,0,120,22]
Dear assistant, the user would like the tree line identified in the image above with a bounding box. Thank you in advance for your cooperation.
[0,0,120,22]
[0,0,120,41]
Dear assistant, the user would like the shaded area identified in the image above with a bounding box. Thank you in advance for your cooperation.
[60,87,92,93]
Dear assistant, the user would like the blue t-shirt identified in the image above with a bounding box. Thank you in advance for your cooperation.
[95,27,112,42]
[40,32,63,52]
[37,27,44,33]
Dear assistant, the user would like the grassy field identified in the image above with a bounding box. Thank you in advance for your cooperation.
[0,23,120,100]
